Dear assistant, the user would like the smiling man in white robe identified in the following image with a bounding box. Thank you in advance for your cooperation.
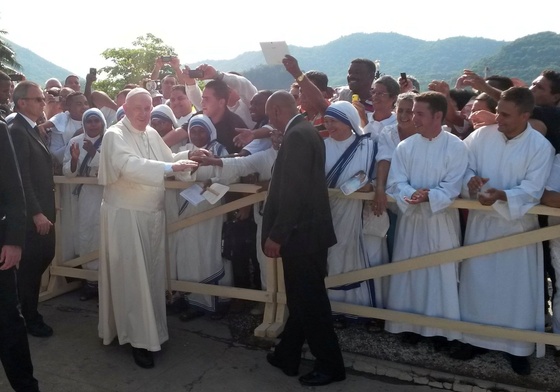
[385,92,468,348]
[97,88,197,369]
[457,87,554,375]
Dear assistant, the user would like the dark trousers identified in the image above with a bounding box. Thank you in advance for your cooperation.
[223,219,260,289]
[274,249,345,377]
[0,267,39,391]
[16,229,55,324]
[540,215,557,313]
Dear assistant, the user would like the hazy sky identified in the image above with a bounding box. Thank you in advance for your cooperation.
[2,0,559,76]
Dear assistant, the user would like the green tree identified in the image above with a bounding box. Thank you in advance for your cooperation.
[96,33,176,98]
[0,29,21,73]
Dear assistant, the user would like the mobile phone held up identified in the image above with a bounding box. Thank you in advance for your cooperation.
[9,74,24,82]
[89,68,97,76]
[188,69,204,79]
[400,72,407,81]
[161,55,172,63]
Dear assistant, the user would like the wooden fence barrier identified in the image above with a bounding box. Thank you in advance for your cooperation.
[43,176,560,347]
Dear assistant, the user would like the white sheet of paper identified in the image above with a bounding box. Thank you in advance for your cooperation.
[260,41,289,65]
[180,184,206,206]
[203,183,229,205]
[340,170,369,196]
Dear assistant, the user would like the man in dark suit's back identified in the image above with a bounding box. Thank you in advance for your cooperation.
[9,81,56,338]
[0,109,41,391]
[262,90,345,387]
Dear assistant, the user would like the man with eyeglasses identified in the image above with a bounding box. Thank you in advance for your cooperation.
[1,102,41,391]
[8,81,57,339]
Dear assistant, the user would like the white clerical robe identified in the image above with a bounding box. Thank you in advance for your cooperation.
[97,117,191,351]
[460,124,554,357]
[62,133,103,270]
[324,135,384,309]
[385,130,468,340]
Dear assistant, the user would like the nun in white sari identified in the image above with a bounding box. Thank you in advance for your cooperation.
[170,114,232,315]
[322,102,387,326]
[62,108,106,299]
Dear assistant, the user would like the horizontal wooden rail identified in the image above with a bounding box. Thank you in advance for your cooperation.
[46,177,560,343]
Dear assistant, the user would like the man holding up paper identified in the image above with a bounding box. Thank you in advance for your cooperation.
[97,88,197,369]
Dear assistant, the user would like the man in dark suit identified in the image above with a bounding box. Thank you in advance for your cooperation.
[9,81,56,338]
[262,91,346,387]
[0,117,40,391]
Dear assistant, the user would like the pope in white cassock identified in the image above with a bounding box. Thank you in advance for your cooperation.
[385,92,468,343]
[97,88,198,369]
[458,87,554,375]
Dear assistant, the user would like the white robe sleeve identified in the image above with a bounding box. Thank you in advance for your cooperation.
[386,143,416,213]
[461,129,480,199]
[218,148,277,183]
[545,154,560,192]
[496,141,554,220]
[428,139,468,213]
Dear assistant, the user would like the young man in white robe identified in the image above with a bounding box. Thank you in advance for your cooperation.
[97,88,197,369]
[457,87,555,375]
[384,92,468,348]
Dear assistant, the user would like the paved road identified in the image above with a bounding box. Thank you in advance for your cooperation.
[0,292,438,392]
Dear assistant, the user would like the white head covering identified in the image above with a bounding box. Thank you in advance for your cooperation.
[188,114,217,146]
[151,104,178,128]
[324,101,364,135]
[82,107,107,134]
[125,87,151,103]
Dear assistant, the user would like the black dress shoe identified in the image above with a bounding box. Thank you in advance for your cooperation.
[299,370,345,386]
[132,348,154,369]
[26,321,53,337]
[508,354,530,375]
[266,353,298,376]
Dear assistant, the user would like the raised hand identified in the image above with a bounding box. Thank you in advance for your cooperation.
[282,55,303,79]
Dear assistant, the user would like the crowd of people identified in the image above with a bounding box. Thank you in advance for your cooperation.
[1,53,560,390]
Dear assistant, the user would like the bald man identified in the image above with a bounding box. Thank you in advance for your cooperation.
[97,88,198,369]
[263,91,346,387]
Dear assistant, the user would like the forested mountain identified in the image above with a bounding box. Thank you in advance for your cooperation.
[6,39,74,85]
[471,31,560,83]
